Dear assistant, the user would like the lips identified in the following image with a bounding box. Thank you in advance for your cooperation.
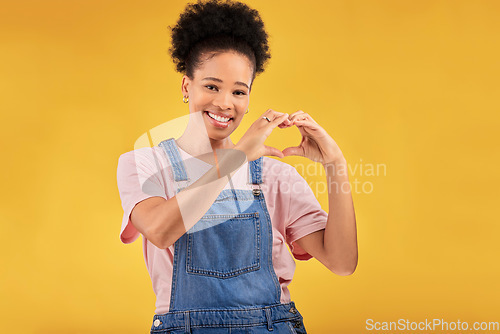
[204,111,233,128]
[205,111,233,120]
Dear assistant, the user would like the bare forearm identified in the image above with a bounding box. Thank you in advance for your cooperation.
[176,148,246,228]
[323,158,358,275]
[155,148,247,248]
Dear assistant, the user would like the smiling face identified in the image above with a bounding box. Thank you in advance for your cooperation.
[181,51,254,143]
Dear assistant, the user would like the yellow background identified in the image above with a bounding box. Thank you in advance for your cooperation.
[1,0,499,333]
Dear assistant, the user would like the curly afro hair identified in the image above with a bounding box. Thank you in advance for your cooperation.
[169,0,271,80]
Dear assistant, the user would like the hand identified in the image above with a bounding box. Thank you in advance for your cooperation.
[234,109,292,161]
[282,110,344,165]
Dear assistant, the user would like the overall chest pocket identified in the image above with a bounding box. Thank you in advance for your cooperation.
[186,212,261,279]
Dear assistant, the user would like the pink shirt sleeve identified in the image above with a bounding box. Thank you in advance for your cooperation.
[116,148,170,244]
[285,166,328,261]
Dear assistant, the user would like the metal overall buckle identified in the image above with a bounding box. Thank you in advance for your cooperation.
[252,183,262,197]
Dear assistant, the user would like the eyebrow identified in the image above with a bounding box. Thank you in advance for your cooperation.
[202,77,249,89]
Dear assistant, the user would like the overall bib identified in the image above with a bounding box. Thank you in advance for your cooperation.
[150,138,307,334]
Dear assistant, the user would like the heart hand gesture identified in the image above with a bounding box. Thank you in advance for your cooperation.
[282,110,344,165]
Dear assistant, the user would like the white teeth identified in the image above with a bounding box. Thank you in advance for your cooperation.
[207,111,230,123]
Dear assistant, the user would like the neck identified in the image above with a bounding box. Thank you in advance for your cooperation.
[175,112,235,164]
[209,137,235,150]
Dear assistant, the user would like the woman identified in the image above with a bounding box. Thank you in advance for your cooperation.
[117,0,357,332]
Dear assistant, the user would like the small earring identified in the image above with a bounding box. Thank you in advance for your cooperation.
[183,96,189,103]
[245,109,249,114]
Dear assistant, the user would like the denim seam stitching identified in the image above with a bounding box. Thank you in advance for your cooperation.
[152,317,303,331]
[197,212,259,220]
[155,301,291,315]
[258,192,282,303]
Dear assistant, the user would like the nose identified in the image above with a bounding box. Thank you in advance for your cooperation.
[212,92,233,110]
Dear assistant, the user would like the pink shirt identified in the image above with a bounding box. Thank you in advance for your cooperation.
[116,144,328,315]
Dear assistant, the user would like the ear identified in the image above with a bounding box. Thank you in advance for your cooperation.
[181,75,191,97]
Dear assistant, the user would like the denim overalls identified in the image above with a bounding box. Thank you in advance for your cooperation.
[150,138,307,333]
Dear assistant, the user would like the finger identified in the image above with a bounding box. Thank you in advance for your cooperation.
[290,117,308,124]
[263,145,285,158]
[278,117,293,128]
[292,119,319,129]
[301,113,317,124]
[306,113,317,123]
[289,110,305,120]
[290,113,309,122]
[260,112,287,126]
[262,108,281,118]
[260,109,286,124]
[282,146,305,158]
[290,111,318,124]
[267,109,295,121]
[270,113,289,128]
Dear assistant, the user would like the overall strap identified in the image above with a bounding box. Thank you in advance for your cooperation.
[248,156,263,184]
[158,138,189,191]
